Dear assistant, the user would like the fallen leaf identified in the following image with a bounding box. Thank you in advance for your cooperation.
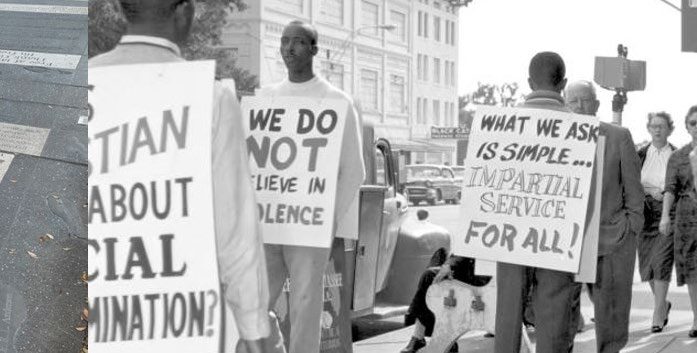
[80,272,88,283]
[51,194,59,199]
[46,233,54,240]
[62,247,72,251]
[9,179,16,183]
[27,251,38,259]
[8,248,15,254]
[82,308,89,320]
[75,325,86,332]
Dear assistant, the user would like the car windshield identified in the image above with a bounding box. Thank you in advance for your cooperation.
[407,166,441,179]
[451,167,466,178]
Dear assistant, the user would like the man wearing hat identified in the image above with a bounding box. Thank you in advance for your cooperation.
[90,1,270,352]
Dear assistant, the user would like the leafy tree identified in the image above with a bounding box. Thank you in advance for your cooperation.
[459,82,522,110]
[88,0,257,95]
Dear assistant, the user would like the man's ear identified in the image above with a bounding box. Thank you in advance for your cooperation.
[527,78,535,91]
[173,0,195,43]
[311,44,318,56]
[591,99,600,115]
[556,78,568,92]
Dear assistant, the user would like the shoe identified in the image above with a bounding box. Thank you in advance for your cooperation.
[651,325,664,333]
[448,342,458,353]
[400,337,426,353]
[689,329,697,338]
[664,301,672,327]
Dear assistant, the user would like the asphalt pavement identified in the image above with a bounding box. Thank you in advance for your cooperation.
[0,1,87,352]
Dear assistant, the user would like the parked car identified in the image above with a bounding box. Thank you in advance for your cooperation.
[451,165,466,185]
[404,164,461,205]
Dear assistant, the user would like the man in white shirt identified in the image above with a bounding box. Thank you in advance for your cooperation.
[636,112,676,333]
[89,1,270,351]
[258,20,366,353]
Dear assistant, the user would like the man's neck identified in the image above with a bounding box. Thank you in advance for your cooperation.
[126,25,178,44]
[288,68,315,83]
[651,140,668,149]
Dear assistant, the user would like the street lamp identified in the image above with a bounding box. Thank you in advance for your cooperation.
[327,24,397,64]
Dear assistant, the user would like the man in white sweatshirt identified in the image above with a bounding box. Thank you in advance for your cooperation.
[257,20,366,353]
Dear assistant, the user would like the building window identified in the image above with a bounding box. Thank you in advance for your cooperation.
[276,0,303,13]
[417,11,423,37]
[450,62,456,86]
[433,99,440,126]
[390,10,407,42]
[423,55,429,81]
[434,16,441,42]
[445,19,450,44]
[416,98,422,124]
[450,21,456,45]
[433,58,440,84]
[361,1,379,35]
[417,54,422,80]
[423,13,429,38]
[451,102,456,126]
[322,62,344,90]
[444,60,450,86]
[389,75,406,113]
[422,98,428,125]
[360,69,379,111]
[320,0,343,25]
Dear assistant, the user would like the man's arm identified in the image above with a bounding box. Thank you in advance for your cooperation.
[212,85,270,340]
[620,128,645,235]
[335,103,366,220]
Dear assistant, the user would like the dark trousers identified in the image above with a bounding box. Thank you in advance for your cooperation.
[589,235,637,353]
[494,263,577,353]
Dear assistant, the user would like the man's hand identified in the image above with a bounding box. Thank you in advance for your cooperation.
[471,295,485,311]
[659,215,671,236]
[237,339,275,353]
[690,146,697,192]
[434,264,453,283]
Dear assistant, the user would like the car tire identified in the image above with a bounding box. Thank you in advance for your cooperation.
[427,198,436,206]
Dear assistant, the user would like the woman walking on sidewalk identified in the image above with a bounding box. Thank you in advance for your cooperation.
[637,112,676,333]
[659,105,697,338]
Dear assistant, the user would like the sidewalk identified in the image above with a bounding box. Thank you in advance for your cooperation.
[355,279,696,353]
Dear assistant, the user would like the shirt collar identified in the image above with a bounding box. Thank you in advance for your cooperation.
[524,90,565,105]
[648,143,672,154]
[120,35,182,57]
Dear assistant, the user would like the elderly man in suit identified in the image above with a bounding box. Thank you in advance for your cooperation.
[565,80,644,353]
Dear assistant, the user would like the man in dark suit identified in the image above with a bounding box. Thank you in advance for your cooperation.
[494,52,580,353]
[565,80,644,353]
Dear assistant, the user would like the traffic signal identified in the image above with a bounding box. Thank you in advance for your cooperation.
[684,0,697,52]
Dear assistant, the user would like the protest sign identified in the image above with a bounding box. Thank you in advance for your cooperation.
[575,136,604,282]
[240,97,348,248]
[453,106,599,273]
[88,61,223,351]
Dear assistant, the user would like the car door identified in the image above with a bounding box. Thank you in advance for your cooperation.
[374,139,401,292]
[441,168,457,200]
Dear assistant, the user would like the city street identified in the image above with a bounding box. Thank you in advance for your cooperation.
[353,203,697,352]
[0,1,87,353]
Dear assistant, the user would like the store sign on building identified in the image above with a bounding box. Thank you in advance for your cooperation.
[431,126,470,139]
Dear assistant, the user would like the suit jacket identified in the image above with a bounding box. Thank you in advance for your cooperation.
[595,122,644,256]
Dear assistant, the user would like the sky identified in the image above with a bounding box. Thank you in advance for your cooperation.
[457,0,696,146]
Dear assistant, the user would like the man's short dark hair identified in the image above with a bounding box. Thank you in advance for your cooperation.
[119,0,188,22]
[529,51,566,87]
[286,20,318,46]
